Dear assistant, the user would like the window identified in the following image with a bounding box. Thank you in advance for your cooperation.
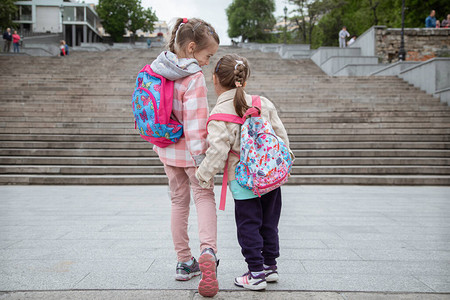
[63,7,75,22]
[76,7,84,22]
[15,5,32,21]
[86,8,95,27]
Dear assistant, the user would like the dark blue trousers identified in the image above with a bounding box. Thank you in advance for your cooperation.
[234,187,282,272]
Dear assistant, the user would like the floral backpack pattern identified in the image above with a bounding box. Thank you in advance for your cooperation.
[132,65,183,148]
[235,113,292,197]
[207,95,293,210]
[235,97,292,197]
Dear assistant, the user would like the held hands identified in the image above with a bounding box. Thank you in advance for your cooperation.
[195,169,213,189]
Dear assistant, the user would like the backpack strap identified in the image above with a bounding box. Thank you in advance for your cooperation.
[206,113,242,211]
[242,95,261,119]
[207,114,244,132]
[205,95,261,211]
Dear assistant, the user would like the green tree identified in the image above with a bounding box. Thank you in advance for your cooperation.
[312,0,450,48]
[289,0,345,44]
[227,0,276,42]
[0,0,18,30]
[127,5,157,43]
[97,0,157,43]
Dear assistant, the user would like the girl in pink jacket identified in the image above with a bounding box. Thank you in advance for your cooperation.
[150,18,220,297]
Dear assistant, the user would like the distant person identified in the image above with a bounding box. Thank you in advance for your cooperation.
[425,10,436,28]
[339,26,350,48]
[59,40,66,56]
[436,20,441,28]
[3,28,12,53]
[347,35,357,46]
[442,14,450,28]
[12,30,20,53]
[63,40,69,55]
[146,38,151,48]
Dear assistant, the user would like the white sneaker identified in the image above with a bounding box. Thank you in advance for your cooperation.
[264,265,279,282]
[234,271,267,290]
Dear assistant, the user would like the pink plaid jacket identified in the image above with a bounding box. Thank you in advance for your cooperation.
[153,72,209,167]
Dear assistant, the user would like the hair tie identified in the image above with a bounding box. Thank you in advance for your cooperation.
[234,60,245,70]
[215,59,222,73]
[182,18,188,23]
[235,81,242,87]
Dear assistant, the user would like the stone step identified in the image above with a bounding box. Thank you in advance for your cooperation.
[1,105,448,114]
[1,133,449,143]
[2,110,449,118]
[0,78,416,84]
[1,80,424,87]
[1,121,448,130]
[2,148,449,158]
[1,156,449,166]
[1,91,436,99]
[0,156,162,165]
[1,165,449,175]
[2,81,417,89]
[1,141,448,150]
[1,174,449,185]
[1,115,449,123]
[3,127,449,135]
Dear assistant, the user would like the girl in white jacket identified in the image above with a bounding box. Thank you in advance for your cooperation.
[196,54,294,290]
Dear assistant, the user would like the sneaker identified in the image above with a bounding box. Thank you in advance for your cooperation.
[234,271,267,290]
[264,265,279,282]
[175,257,201,281]
[198,248,219,297]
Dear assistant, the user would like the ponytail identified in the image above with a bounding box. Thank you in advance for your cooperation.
[168,18,185,53]
[233,87,249,117]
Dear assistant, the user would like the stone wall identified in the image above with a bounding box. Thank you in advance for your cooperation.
[375,27,450,63]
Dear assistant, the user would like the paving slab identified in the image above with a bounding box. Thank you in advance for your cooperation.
[0,185,449,297]
[0,291,449,300]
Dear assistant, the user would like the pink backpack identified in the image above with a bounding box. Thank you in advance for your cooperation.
[207,95,292,210]
[132,65,183,147]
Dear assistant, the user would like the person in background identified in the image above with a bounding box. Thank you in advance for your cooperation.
[63,40,69,55]
[425,10,437,28]
[347,35,357,46]
[441,14,450,28]
[3,28,12,53]
[59,40,66,56]
[436,20,441,28]
[12,30,20,53]
[339,26,350,48]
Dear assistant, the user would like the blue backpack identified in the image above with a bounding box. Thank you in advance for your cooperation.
[132,65,183,147]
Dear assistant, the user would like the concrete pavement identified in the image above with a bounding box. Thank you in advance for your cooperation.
[0,185,449,299]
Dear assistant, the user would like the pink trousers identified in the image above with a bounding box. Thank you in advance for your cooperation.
[164,164,217,262]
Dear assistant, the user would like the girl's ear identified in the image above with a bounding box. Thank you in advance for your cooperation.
[213,74,217,85]
[187,41,196,55]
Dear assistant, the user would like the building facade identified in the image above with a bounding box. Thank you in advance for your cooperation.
[14,0,102,46]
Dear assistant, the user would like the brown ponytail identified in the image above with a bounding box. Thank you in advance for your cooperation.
[168,18,220,56]
[214,54,251,117]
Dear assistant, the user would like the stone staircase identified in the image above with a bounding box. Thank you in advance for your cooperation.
[0,46,449,185]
